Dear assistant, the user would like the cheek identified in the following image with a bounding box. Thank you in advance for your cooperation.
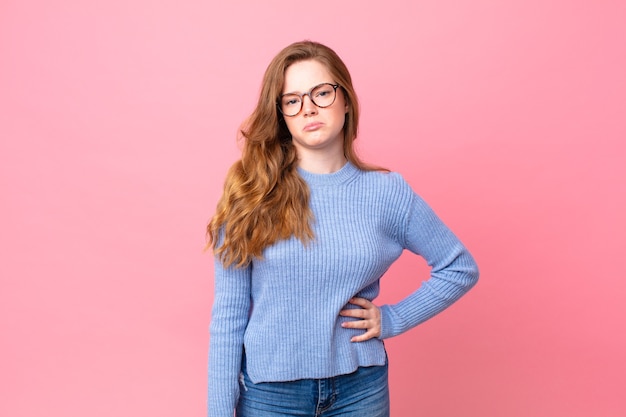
[334,107,348,127]
[283,118,298,135]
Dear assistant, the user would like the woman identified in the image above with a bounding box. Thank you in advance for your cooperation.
[207,40,479,417]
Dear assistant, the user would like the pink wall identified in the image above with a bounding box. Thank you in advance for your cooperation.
[1,1,624,416]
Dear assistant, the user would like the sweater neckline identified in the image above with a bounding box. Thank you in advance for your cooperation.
[297,161,359,186]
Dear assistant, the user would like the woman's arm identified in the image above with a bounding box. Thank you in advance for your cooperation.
[208,258,251,416]
[378,191,479,339]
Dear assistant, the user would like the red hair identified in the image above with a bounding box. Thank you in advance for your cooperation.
[207,41,385,268]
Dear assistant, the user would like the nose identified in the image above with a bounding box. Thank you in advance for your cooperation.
[301,94,318,116]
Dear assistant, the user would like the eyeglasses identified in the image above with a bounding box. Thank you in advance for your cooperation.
[278,83,340,117]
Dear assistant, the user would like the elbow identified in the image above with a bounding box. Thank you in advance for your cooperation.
[470,263,480,288]
[432,246,480,295]
[455,250,479,290]
[466,256,480,289]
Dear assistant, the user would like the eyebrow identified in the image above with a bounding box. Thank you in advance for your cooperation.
[282,82,335,96]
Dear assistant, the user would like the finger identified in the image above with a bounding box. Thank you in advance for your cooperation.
[341,319,372,329]
[339,308,368,318]
[348,297,373,308]
[351,328,381,342]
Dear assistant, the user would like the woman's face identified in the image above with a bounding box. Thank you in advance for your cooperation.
[281,60,348,159]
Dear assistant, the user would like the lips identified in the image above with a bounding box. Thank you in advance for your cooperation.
[303,122,323,132]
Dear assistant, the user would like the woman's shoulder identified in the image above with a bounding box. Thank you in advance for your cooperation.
[355,168,417,209]
[358,168,413,192]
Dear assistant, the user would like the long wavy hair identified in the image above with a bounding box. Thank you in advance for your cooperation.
[207,40,385,268]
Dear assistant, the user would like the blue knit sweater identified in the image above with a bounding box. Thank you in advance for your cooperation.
[208,162,479,416]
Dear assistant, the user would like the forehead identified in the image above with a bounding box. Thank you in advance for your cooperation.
[282,60,334,94]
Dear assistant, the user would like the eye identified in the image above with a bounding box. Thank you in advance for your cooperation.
[282,96,301,106]
[314,85,333,97]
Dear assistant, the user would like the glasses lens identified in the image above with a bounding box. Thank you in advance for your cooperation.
[311,84,336,108]
[280,94,301,117]
[279,84,338,116]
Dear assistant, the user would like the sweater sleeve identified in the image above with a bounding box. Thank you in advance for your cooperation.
[208,257,251,417]
[379,189,479,339]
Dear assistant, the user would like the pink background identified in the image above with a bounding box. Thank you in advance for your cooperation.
[1,1,625,416]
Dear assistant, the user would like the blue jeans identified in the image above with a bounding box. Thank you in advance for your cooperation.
[236,356,390,417]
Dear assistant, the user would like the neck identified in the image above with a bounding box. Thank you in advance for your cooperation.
[297,152,347,174]
[295,138,347,174]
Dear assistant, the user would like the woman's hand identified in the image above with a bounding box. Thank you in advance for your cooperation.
[339,297,381,342]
